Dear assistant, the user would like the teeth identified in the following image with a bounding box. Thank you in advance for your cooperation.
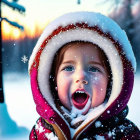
[75,91,85,94]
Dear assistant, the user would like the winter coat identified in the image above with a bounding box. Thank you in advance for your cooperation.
[28,12,140,140]
[30,106,140,140]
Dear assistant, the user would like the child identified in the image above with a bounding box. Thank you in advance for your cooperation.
[29,12,140,139]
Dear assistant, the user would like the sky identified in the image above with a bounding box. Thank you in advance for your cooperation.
[2,0,112,40]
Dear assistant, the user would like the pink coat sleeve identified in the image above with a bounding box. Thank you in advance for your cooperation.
[29,117,53,140]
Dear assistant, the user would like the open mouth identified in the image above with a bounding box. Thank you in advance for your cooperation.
[72,90,89,109]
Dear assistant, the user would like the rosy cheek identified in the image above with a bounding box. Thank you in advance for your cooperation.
[90,74,100,85]
[91,74,107,87]
[57,75,71,109]
[91,75,108,107]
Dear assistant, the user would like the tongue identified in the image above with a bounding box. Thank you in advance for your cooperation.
[72,93,89,109]
[73,93,87,103]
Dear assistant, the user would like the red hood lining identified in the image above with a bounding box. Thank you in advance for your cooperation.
[30,23,129,74]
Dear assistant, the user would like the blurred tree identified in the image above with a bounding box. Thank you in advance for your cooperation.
[108,0,140,70]
[0,0,25,103]
[0,0,29,138]
[99,0,139,69]
[77,0,81,4]
[110,0,134,43]
[0,0,3,103]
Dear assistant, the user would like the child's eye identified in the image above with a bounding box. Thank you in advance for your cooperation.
[88,66,100,73]
[63,66,74,72]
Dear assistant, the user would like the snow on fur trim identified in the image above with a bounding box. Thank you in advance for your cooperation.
[29,12,136,139]
[29,12,136,72]
[39,27,123,110]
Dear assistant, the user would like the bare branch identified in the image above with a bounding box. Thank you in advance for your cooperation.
[77,0,81,5]
[2,17,24,30]
[2,0,25,13]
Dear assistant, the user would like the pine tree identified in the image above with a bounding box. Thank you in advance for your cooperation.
[0,0,25,102]
[0,0,28,138]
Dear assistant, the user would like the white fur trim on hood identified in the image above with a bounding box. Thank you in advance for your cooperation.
[29,11,136,139]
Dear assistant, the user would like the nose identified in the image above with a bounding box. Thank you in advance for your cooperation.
[76,79,88,85]
[75,70,88,85]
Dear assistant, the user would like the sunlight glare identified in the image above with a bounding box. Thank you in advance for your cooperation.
[13,28,20,39]
[2,21,11,34]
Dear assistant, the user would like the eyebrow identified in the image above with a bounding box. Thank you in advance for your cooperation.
[62,60,76,65]
[88,61,102,66]
[62,60,102,66]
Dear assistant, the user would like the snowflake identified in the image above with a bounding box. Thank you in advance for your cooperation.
[119,125,126,132]
[94,77,98,81]
[108,131,112,137]
[100,88,103,91]
[94,135,105,140]
[45,132,58,140]
[21,55,28,63]
[95,121,101,128]
[107,110,110,114]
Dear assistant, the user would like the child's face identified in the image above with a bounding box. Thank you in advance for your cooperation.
[56,43,109,114]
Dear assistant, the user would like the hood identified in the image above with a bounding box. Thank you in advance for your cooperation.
[28,12,136,139]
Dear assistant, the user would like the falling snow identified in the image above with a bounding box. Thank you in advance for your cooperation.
[108,131,112,138]
[21,55,28,63]
[45,132,58,140]
[107,110,110,114]
[95,121,102,128]
[94,77,98,81]
[35,122,45,133]
[119,125,125,133]
[94,135,105,140]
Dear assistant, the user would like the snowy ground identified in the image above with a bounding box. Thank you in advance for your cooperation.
[0,72,140,139]
[127,73,140,127]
